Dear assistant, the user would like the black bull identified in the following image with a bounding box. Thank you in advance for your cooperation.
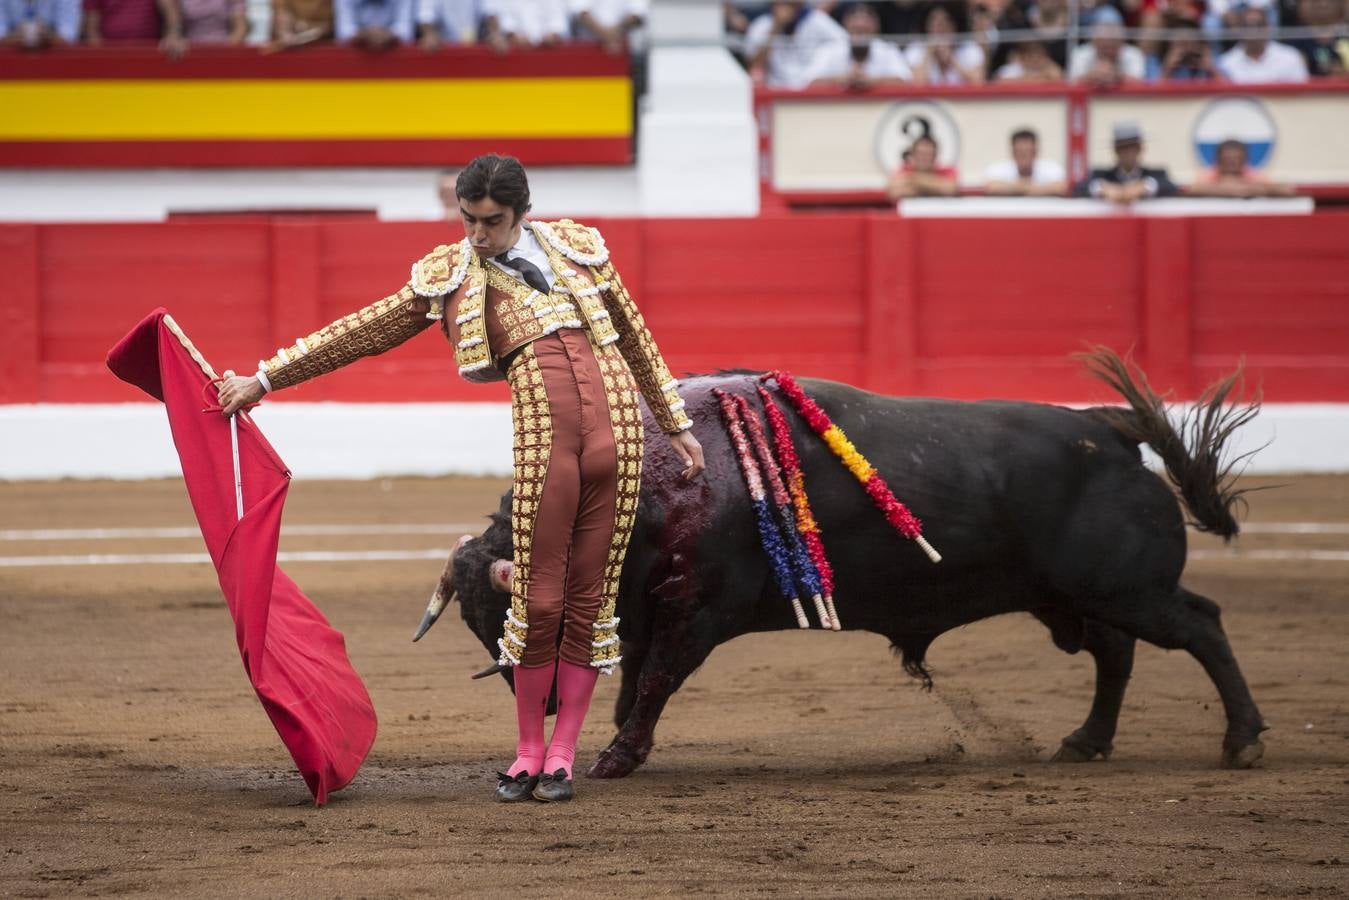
[432,350,1267,779]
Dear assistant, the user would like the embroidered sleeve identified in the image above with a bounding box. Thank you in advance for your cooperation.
[595,262,692,434]
[258,284,435,391]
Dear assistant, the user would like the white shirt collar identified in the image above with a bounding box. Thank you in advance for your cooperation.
[488,220,555,290]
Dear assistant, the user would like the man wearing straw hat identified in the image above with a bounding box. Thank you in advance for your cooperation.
[217,154,705,803]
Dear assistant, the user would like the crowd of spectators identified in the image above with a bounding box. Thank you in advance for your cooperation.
[729,0,1349,86]
[0,0,648,54]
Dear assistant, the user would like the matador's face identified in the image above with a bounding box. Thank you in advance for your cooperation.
[459,196,523,260]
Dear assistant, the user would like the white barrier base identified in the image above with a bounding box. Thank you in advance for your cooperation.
[2,402,1346,480]
[0,403,514,481]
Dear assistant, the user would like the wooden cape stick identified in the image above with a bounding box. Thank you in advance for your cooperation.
[163,314,245,521]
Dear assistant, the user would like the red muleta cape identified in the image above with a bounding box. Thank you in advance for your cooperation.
[107,309,377,805]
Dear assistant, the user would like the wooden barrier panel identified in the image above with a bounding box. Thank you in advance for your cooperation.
[3,213,1346,405]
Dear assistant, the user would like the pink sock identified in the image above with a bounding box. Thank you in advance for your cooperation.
[506,662,554,777]
[543,659,599,778]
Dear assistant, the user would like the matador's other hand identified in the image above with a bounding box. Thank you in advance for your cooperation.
[217,374,265,417]
[667,430,705,481]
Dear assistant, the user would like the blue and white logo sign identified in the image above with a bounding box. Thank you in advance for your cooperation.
[875,101,960,173]
[1192,97,1277,169]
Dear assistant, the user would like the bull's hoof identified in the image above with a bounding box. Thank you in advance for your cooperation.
[588,742,645,779]
[1051,731,1112,763]
[1221,740,1264,769]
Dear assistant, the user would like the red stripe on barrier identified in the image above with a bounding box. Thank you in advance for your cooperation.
[0,137,632,168]
[0,43,629,80]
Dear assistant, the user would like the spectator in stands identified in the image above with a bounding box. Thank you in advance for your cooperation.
[175,0,248,44]
[2,0,81,45]
[1149,13,1226,80]
[1068,6,1146,85]
[573,0,647,55]
[876,0,926,35]
[269,0,334,50]
[968,1,1001,76]
[993,38,1065,80]
[1073,122,1179,203]
[809,1,911,87]
[744,1,850,89]
[83,0,186,55]
[1190,139,1297,196]
[905,3,986,84]
[334,0,413,48]
[886,134,960,199]
[1203,0,1279,38]
[417,0,481,49]
[1288,0,1349,76]
[484,0,569,49]
[1219,3,1310,81]
[983,128,1068,195]
[1025,0,1070,68]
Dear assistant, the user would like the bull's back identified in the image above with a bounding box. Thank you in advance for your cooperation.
[800,379,1185,596]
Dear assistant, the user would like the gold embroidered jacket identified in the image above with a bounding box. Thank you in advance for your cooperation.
[258,219,691,434]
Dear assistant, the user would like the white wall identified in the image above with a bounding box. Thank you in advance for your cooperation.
[0,167,643,223]
[3,403,1346,481]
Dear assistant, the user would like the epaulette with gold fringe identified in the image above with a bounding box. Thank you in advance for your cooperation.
[410,239,471,298]
[532,219,609,267]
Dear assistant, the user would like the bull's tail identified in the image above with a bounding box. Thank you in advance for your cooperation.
[1079,347,1260,541]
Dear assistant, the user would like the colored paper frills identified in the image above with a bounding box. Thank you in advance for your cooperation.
[762,371,942,564]
[757,385,839,628]
[716,389,812,629]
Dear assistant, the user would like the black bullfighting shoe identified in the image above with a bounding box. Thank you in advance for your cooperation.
[532,769,574,802]
[495,771,539,803]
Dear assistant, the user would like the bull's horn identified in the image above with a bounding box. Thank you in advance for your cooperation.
[471,662,506,680]
[412,589,456,642]
[413,534,472,642]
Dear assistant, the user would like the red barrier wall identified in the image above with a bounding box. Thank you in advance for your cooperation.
[3,214,1347,405]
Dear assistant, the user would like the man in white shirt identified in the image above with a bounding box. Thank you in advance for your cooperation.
[1067,6,1146,85]
[1219,4,1309,83]
[334,0,415,47]
[485,0,569,48]
[417,0,482,49]
[808,2,911,87]
[744,1,851,89]
[983,128,1067,195]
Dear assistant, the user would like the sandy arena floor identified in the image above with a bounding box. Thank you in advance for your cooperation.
[1,474,1346,898]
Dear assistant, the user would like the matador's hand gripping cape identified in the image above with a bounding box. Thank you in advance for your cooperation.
[107,309,377,805]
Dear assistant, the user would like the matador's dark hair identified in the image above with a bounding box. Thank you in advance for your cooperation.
[455,154,532,220]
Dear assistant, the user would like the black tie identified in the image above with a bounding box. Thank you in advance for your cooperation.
[497,253,551,295]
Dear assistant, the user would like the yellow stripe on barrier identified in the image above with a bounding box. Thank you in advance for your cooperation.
[0,77,631,140]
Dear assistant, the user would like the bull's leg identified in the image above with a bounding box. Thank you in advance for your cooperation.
[588,623,720,779]
[1051,620,1136,763]
[613,640,649,728]
[1086,587,1267,768]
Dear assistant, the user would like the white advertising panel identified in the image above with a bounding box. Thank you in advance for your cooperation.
[1090,93,1349,186]
[771,97,1068,190]
[767,88,1349,192]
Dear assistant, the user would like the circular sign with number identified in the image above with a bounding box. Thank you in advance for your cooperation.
[874,100,961,173]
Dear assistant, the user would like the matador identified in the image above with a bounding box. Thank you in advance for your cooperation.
[217,155,706,803]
